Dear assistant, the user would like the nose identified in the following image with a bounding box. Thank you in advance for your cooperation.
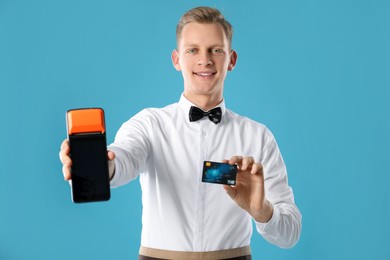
[197,52,213,66]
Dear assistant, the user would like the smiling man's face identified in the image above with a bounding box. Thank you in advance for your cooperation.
[172,22,237,108]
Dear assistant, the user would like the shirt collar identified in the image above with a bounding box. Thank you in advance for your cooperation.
[178,93,226,121]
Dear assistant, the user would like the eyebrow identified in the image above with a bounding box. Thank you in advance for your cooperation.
[182,44,227,49]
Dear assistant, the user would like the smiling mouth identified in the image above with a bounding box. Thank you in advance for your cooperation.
[193,71,217,77]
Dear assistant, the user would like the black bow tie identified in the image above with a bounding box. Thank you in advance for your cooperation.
[189,106,222,124]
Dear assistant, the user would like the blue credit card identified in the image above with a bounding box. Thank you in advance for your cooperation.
[202,161,238,185]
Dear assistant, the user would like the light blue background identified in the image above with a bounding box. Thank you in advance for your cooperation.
[1,0,389,259]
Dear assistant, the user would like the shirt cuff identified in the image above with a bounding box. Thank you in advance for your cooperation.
[254,204,280,234]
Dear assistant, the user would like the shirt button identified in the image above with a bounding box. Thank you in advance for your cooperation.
[202,131,207,136]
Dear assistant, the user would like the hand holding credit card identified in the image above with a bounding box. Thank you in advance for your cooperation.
[202,161,238,185]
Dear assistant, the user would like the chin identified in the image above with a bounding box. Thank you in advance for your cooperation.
[193,88,222,98]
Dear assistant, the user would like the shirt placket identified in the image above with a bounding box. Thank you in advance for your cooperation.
[193,119,209,252]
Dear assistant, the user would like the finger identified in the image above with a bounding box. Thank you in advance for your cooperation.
[60,139,69,152]
[59,139,72,180]
[61,154,72,180]
[62,164,72,181]
[241,156,254,171]
[107,150,116,161]
[251,163,263,175]
[229,156,243,166]
[59,139,70,164]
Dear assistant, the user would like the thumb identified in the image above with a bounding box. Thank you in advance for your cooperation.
[107,151,116,180]
[107,150,116,161]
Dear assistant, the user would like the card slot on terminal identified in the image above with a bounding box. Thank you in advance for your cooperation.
[67,108,105,135]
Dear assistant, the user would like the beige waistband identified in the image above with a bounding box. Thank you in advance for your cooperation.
[139,245,251,260]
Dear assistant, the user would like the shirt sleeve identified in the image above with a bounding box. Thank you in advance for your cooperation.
[255,128,302,248]
[107,109,152,188]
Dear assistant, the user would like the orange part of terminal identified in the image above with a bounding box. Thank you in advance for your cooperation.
[67,108,105,135]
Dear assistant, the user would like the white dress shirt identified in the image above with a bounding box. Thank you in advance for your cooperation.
[108,94,302,252]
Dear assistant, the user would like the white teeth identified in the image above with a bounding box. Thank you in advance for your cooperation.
[195,72,214,76]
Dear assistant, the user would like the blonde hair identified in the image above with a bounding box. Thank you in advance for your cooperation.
[176,6,233,49]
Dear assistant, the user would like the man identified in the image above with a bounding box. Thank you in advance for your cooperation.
[60,6,301,260]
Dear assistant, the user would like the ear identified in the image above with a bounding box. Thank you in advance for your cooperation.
[228,50,238,71]
[171,49,181,71]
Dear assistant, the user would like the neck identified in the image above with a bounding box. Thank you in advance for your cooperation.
[184,92,222,111]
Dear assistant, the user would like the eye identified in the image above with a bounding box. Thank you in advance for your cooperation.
[186,49,198,54]
[213,48,225,54]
